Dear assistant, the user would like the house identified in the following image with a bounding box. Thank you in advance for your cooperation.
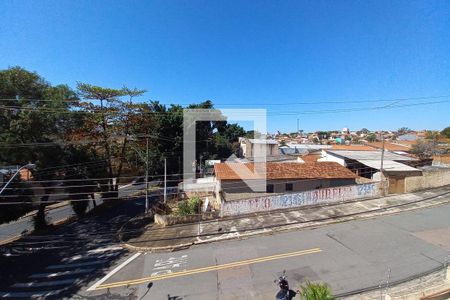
[397,133,418,141]
[214,161,358,201]
[331,145,374,151]
[432,155,450,167]
[367,142,411,154]
[238,138,279,158]
[0,165,33,184]
[318,150,422,193]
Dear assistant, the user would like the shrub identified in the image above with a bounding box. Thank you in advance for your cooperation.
[299,280,335,300]
[176,196,201,216]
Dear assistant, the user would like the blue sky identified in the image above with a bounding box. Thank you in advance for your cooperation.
[0,0,449,133]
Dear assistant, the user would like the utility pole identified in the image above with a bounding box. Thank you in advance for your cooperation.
[163,158,167,204]
[297,118,299,134]
[380,136,385,181]
[145,137,149,213]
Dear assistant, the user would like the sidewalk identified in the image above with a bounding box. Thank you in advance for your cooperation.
[120,185,450,252]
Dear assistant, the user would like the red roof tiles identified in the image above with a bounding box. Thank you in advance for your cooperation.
[331,145,374,151]
[367,142,410,151]
[214,162,358,180]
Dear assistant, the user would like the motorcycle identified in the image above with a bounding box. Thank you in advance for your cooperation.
[275,270,299,300]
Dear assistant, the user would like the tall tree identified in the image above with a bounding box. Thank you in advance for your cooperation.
[0,67,78,227]
[76,83,145,193]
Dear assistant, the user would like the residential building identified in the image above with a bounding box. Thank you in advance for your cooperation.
[432,155,450,167]
[238,138,279,158]
[331,145,374,151]
[214,161,358,201]
[318,149,422,193]
[367,142,411,154]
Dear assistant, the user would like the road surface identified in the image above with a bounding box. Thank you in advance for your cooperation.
[0,198,449,298]
[0,182,148,243]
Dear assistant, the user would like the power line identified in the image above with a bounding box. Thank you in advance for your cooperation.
[1,94,450,105]
[2,98,450,116]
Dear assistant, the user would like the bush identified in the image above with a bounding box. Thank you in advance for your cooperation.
[299,280,335,300]
[176,196,201,216]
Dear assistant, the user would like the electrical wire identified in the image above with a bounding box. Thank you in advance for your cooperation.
[1,94,449,105]
[1,98,449,116]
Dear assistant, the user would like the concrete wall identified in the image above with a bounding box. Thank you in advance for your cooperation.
[240,140,279,158]
[221,182,382,216]
[404,168,450,193]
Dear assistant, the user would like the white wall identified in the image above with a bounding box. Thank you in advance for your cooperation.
[317,150,346,166]
[221,182,382,216]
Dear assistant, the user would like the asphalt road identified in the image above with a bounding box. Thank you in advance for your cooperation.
[0,197,146,299]
[0,182,148,243]
[0,198,449,299]
[84,203,450,300]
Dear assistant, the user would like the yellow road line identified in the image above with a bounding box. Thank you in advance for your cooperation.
[96,247,322,290]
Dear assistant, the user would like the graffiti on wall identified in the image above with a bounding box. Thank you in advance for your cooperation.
[221,182,380,216]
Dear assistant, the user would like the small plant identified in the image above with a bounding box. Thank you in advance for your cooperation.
[299,280,335,300]
[176,196,201,216]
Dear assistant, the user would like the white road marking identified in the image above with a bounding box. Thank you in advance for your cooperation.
[0,289,64,298]
[86,252,141,292]
[46,260,107,270]
[151,255,188,276]
[29,268,96,279]
[87,246,122,254]
[62,251,120,262]
[13,278,76,288]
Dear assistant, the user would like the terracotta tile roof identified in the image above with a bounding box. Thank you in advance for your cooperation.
[395,140,417,146]
[331,145,374,151]
[300,154,321,162]
[367,142,410,151]
[214,162,358,180]
[433,155,450,163]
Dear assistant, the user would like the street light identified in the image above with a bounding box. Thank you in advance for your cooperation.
[0,163,36,195]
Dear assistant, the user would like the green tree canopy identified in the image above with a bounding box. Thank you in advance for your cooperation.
[441,126,450,138]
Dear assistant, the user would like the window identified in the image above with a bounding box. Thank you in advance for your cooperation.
[266,184,274,193]
[285,183,293,191]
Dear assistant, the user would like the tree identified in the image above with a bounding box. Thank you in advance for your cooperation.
[0,67,78,227]
[397,127,411,135]
[366,133,377,142]
[76,82,145,194]
[0,178,33,224]
[425,130,440,142]
[300,280,335,300]
[441,126,450,138]
[360,128,370,134]
[410,140,438,160]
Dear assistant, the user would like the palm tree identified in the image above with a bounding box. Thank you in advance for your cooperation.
[299,280,335,300]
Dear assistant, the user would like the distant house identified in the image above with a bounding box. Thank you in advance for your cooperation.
[397,133,418,141]
[331,145,374,151]
[432,155,450,167]
[214,161,358,201]
[0,165,33,185]
[367,142,411,154]
[238,138,279,158]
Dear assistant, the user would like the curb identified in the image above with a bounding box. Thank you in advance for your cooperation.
[120,191,450,252]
